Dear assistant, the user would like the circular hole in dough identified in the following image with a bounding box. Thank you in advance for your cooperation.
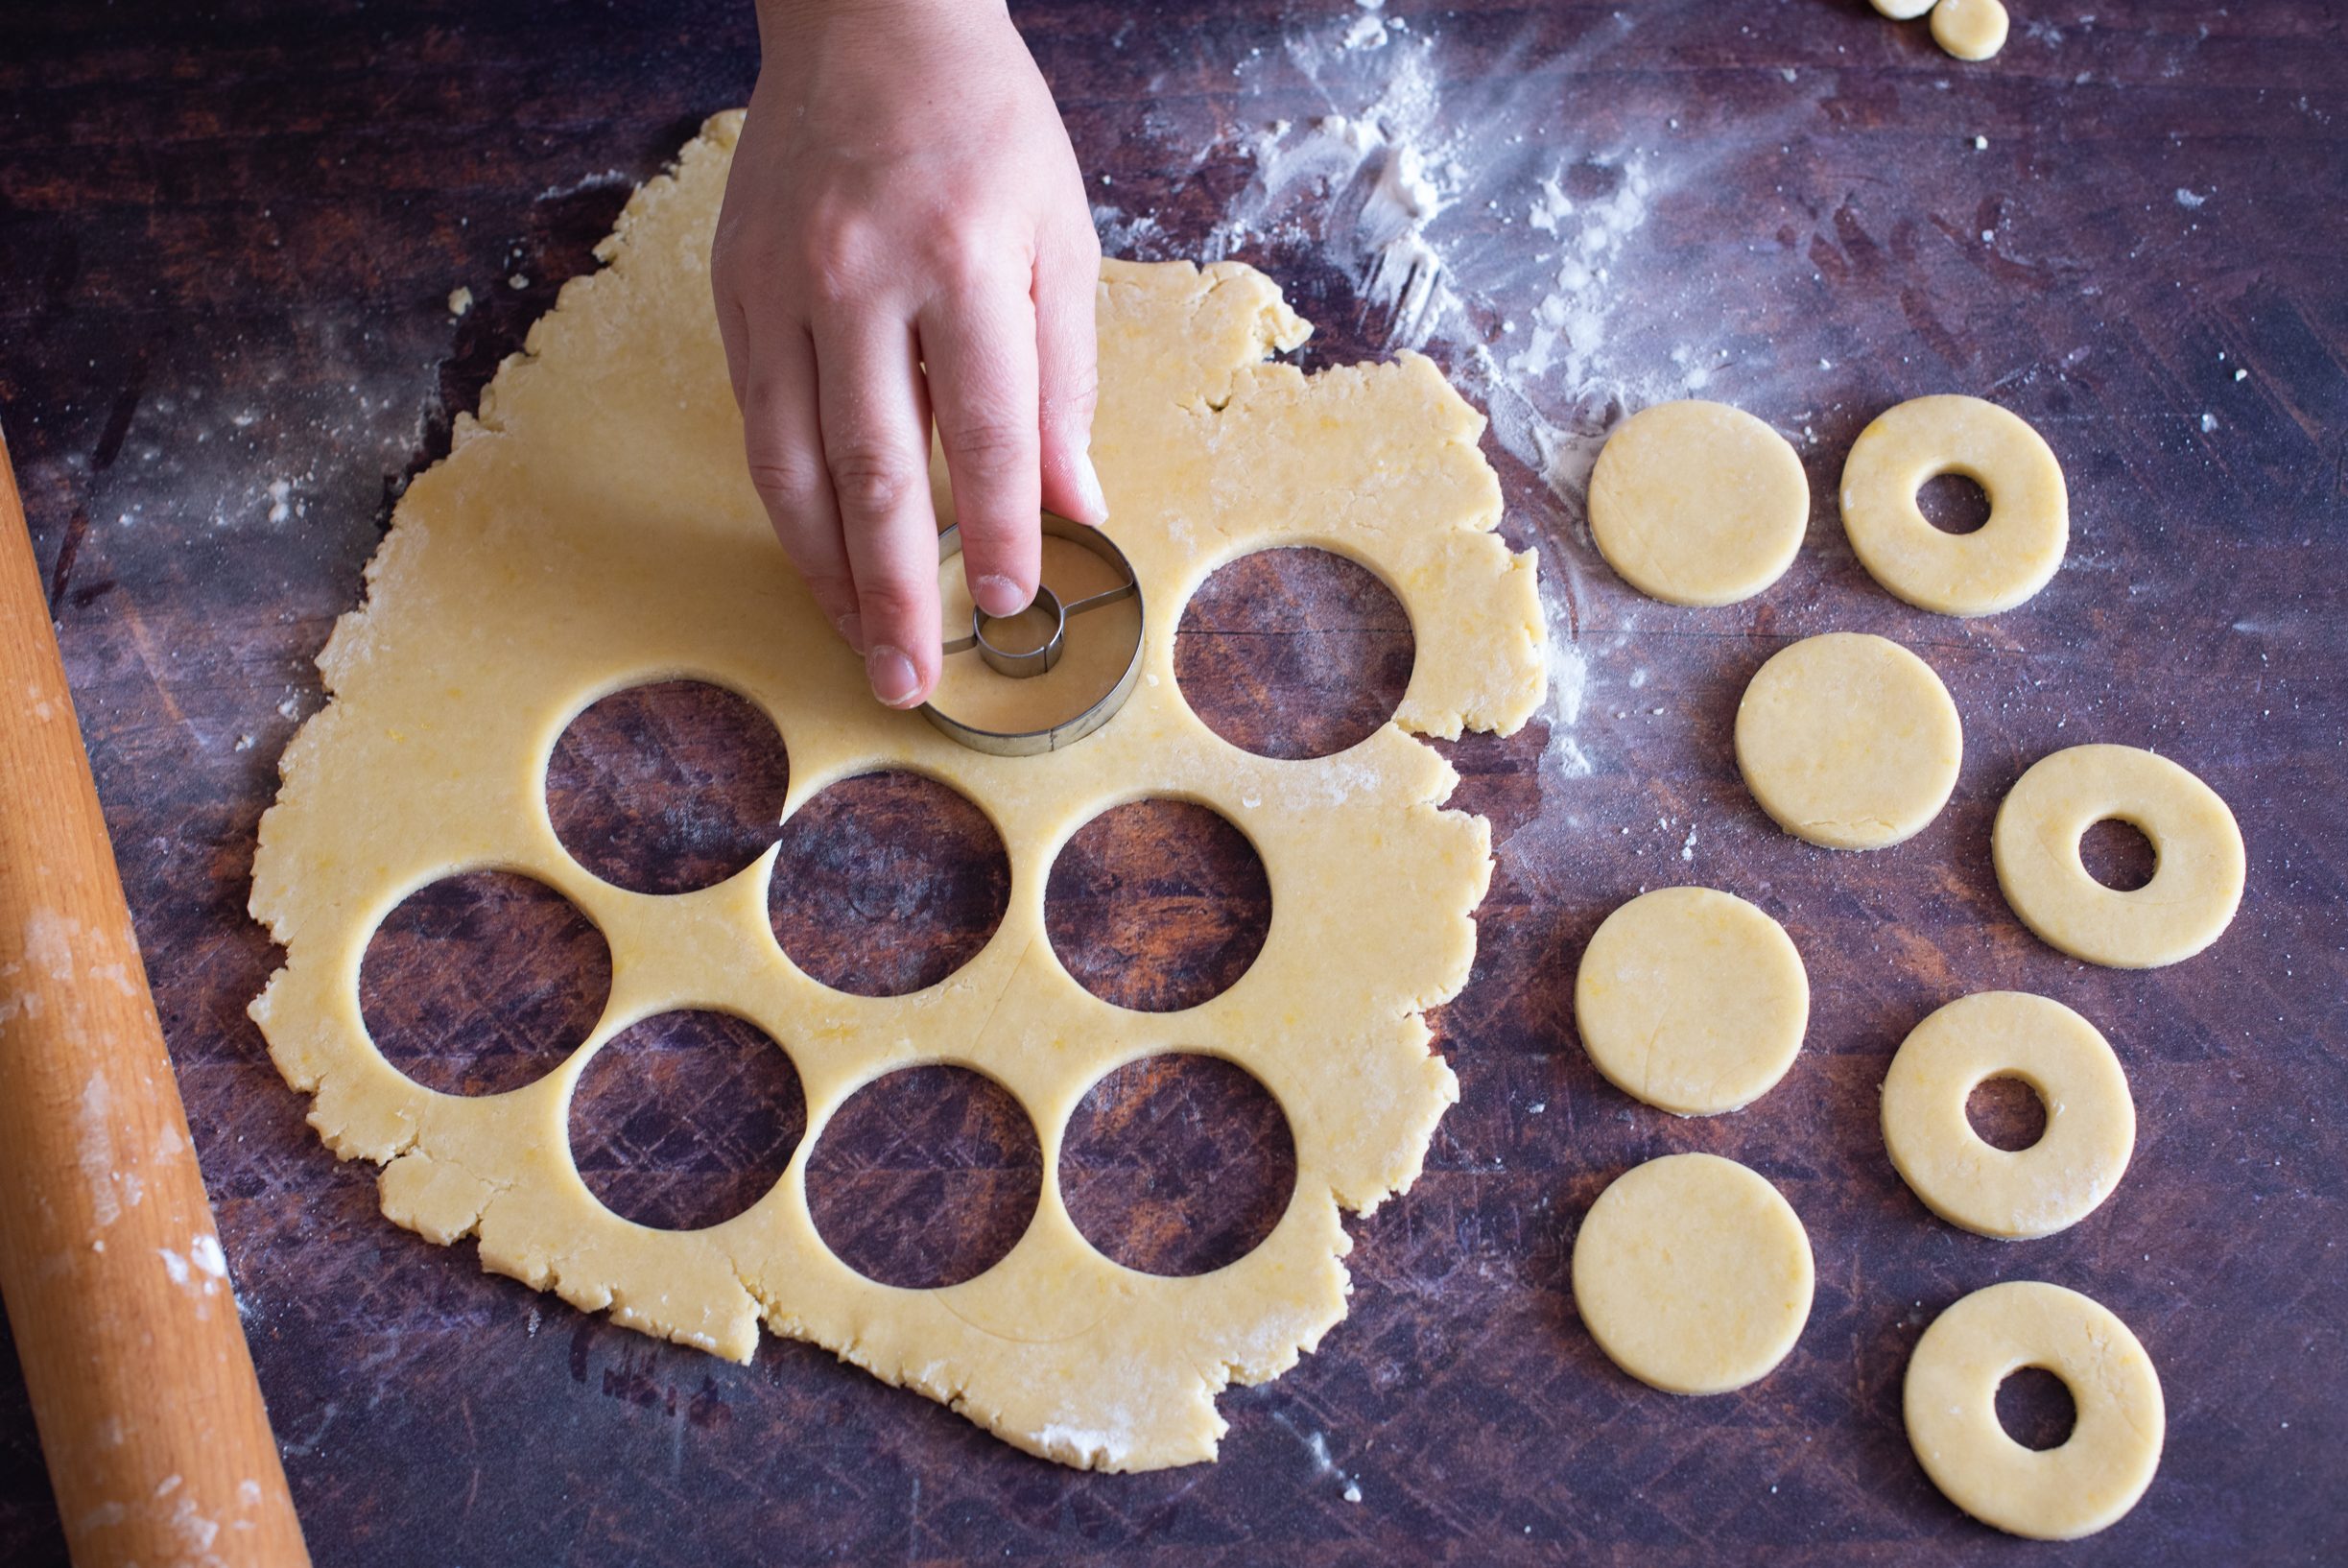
[1734,631,1963,850]
[1915,472,1992,535]
[1904,1281,2164,1540]
[1059,1053,1295,1276]
[770,772,1011,997]
[1045,800,1271,1013]
[1587,400,1809,607]
[1997,1366,2080,1453]
[360,869,610,1096]
[1964,1074,2048,1152]
[1882,991,2134,1240]
[1992,744,2244,968]
[1174,546,1415,758]
[546,678,790,895]
[1933,0,2010,61]
[1838,394,2066,616]
[1572,1152,1814,1396]
[1574,887,1809,1116]
[568,1010,805,1231]
[804,1064,1042,1289]
[2078,817,2158,891]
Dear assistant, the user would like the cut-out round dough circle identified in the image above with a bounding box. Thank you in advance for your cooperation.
[1587,400,1808,607]
[1883,991,2134,1239]
[1735,632,1963,850]
[1572,1152,1814,1395]
[1906,1281,2164,1539]
[1933,0,2010,60]
[1839,395,2065,615]
[1575,887,1809,1116]
[1992,744,2245,968]
[1870,0,1936,16]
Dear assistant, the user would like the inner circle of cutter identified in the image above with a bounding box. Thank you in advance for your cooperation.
[923,515,1145,756]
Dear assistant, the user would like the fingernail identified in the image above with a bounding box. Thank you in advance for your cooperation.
[974,574,1031,618]
[836,610,866,653]
[866,644,920,707]
[1074,450,1109,522]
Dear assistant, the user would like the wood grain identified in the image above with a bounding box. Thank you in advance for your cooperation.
[2,0,2345,1562]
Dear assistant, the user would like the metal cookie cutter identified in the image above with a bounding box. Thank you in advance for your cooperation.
[920,515,1145,756]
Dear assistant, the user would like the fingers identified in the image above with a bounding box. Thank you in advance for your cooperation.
[920,275,1042,619]
[814,313,943,709]
[1033,224,1107,526]
[730,315,864,649]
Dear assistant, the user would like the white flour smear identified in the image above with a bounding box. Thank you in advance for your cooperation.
[1097,5,1821,821]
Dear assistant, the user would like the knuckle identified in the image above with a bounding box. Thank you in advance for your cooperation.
[742,443,825,512]
[852,578,929,626]
[940,416,1037,475]
[826,445,920,519]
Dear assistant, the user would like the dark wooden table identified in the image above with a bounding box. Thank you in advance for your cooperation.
[4,1,2344,1562]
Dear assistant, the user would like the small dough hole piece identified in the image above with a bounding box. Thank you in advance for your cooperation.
[805,1065,1042,1289]
[2079,818,2157,891]
[1870,0,1936,16]
[1046,800,1272,1013]
[1060,1054,1295,1276]
[1997,1366,2080,1453]
[1933,0,2010,61]
[546,679,790,895]
[1916,473,1992,535]
[360,870,610,1097]
[771,772,1011,997]
[1965,1073,2048,1152]
[1174,546,1414,759]
[569,1010,805,1230]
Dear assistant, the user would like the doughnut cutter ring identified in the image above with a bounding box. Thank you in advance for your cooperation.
[922,514,1144,755]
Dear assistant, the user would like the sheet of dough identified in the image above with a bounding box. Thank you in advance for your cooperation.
[248,113,1546,1471]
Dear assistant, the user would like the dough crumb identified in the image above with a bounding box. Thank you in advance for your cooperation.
[508,273,530,290]
[1342,1481,1364,1504]
[1971,134,1989,150]
[447,286,473,317]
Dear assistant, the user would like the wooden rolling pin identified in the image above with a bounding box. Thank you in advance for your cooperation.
[0,430,309,1566]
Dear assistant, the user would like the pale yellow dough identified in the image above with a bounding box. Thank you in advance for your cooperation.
[1839,395,2065,616]
[1870,0,1937,17]
[1735,631,1962,850]
[1932,0,2010,61]
[245,115,1546,1471]
[1574,887,1808,1116]
[1572,1153,1813,1395]
[1586,400,1808,607]
[1993,744,2244,968]
[1905,1281,2164,1539]
[1882,992,2134,1239]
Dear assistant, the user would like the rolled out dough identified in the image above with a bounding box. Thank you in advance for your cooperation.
[247,115,1546,1471]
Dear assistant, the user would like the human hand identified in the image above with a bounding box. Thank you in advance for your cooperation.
[712,0,1106,709]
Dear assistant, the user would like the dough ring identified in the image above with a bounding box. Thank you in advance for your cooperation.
[1882,992,2134,1239]
[1992,744,2245,968]
[247,116,1547,1471]
[1905,1281,2165,1539]
[1575,886,1809,1116]
[1838,395,2066,616]
[1571,1152,1814,1395]
[1587,400,1808,606]
[1735,631,1963,850]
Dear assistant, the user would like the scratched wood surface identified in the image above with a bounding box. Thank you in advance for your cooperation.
[3,0,2346,1562]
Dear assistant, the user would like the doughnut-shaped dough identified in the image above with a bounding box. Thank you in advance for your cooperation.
[1839,395,2065,616]
[1587,400,1808,606]
[1932,0,2010,60]
[1905,1281,2164,1539]
[1735,632,1962,850]
[1883,992,2134,1239]
[1573,1153,1813,1395]
[1575,887,1809,1116]
[1993,744,2245,968]
[1870,0,1937,17]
